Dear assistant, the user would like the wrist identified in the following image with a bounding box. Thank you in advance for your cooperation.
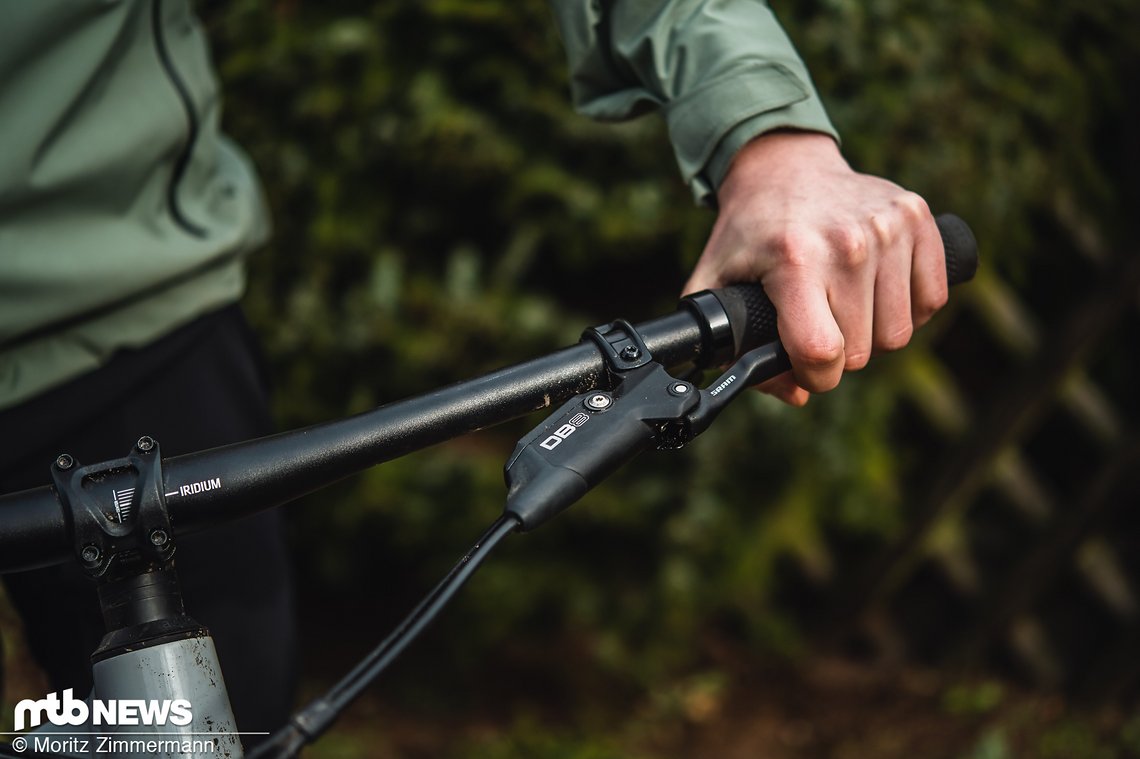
[717,130,846,206]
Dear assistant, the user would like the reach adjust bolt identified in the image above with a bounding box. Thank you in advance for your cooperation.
[136,436,156,452]
[55,454,75,471]
[81,545,101,564]
[150,529,169,547]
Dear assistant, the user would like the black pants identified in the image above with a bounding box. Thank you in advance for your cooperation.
[0,305,296,736]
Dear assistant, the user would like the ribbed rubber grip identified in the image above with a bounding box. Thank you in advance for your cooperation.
[939,213,978,286]
[710,213,978,356]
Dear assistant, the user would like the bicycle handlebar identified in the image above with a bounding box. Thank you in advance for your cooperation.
[0,215,977,574]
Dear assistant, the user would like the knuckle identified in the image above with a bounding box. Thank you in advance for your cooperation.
[877,322,914,352]
[845,349,871,371]
[828,224,869,269]
[914,284,949,324]
[895,191,931,220]
[796,336,845,370]
[764,228,812,268]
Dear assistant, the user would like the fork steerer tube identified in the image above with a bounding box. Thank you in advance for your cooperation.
[93,566,207,663]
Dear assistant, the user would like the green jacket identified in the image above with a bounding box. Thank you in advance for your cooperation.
[0,0,835,410]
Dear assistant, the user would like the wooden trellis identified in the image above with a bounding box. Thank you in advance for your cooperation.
[825,222,1140,702]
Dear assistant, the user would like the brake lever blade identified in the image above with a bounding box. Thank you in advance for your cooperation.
[686,341,791,437]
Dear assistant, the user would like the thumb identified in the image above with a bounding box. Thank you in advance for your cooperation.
[681,266,721,297]
[681,242,745,297]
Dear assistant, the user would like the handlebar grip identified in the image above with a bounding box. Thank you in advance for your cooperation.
[709,213,978,357]
[939,213,979,286]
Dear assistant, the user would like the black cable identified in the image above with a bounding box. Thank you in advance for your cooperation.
[248,514,520,759]
[327,516,515,702]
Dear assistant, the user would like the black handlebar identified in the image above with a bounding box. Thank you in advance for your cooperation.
[0,215,978,574]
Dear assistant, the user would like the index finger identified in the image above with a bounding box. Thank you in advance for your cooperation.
[763,268,846,393]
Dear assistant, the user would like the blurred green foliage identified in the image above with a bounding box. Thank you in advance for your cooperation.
[944,680,1006,716]
[196,0,1139,751]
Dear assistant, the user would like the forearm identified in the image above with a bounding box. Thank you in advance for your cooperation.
[547,0,838,203]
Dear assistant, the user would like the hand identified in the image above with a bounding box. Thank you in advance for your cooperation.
[682,131,948,406]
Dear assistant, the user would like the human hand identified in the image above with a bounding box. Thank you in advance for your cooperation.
[682,131,948,406]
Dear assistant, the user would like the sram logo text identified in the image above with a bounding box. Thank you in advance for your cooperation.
[539,413,590,451]
[14,689,193,731]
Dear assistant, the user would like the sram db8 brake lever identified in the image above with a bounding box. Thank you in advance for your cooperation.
[502,342,790,532]
[503,363,699,531]
[685,341,790,437]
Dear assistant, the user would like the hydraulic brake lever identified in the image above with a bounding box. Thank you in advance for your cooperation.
[503,362,700,531]
[503,317,792,531]
[685,341,791,437]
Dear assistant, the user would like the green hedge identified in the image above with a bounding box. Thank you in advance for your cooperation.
[199,0,1139,734]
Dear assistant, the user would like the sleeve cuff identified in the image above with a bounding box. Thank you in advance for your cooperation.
[663,63,839,206]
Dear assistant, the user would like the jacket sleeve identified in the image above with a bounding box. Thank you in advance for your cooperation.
[547,0,838,205]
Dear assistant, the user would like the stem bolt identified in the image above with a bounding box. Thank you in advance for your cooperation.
[55,454,74,471]
[150,529,169,547]
[619,345,641,361]
[81,545,101,564]
[585,393,613,411]
[136,436,156,452]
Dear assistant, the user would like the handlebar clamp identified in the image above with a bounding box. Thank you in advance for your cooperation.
[51,436,176,580]
[583,318,654,378]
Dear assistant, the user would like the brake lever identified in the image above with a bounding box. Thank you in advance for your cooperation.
[501,341,792,532]
[685,341,791,437]
[503,362,700,531]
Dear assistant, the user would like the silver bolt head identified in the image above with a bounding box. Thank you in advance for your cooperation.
[150,529,169,547]
[672,383,690,394]
[55,454,74,470]
[136,436,155,452]
[81,545,100,563]
[585,393,612,411]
